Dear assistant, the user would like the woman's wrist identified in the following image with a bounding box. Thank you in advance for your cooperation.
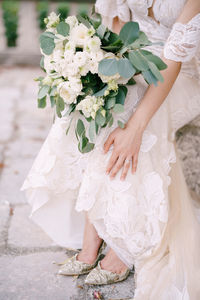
[126,108,148,133]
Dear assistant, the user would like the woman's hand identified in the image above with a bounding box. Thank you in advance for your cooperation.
[103,117,145,181]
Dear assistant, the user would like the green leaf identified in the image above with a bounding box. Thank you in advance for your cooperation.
[119,21,139,46]
[142,69,158,86]
[96,23,106,39]
[141,50,167,70]
[129,51,149,71]
[56,21,70,36]
[77,15,91,28]
[76,119,85,137]
[118,120,125,128]
[50,86,57,96]
[66,118,73,135]
[79,135,89,152]
[98,59,118,76]
[38,85,50,99]
[105,97,116,109]
[93,85,108,97]
[39,33,55,55]
[116,88,126,105]
[56,96,65,118]
[127,77,136,85]
[148,61,164,83]
[95,109,106,126]
[89,120,96,142]
[113,103,124,113]
[40,56,44,69]
[81,142,95,153]
[50,96,55,107]
[117,58,136,78]
[108,114,114,127]
[37,96,46,108]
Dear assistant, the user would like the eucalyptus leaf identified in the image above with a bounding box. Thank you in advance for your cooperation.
[119,21,139,46]
[40,56,45,70]
[116,88,126,105]
[108,114,114,127]
[50,96,55,107]
[98,59,118,76]
[142,69,158,86]
[37,96,46,108]
[76,119,85,137]
[38,85,50,99]
[89,120,96,142]
[129,51,149,71]
[148,61,164,83]
[118,120,125,128]
[77,15,91,28]
[117,58,136,78]
[93,85,108,97]
[82,142,95,153]
[79,135,89,152]
[141,50,167,70]
[56,22,70,36]
[113,103,124,113]
[39,33,55,55]
[96,24,106,39]
[56,96,65,118]
[95,109,106,126]
[105,97,116,109]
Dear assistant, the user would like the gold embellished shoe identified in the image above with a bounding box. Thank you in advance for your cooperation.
[58,241,106,276]
[84,261,130,285]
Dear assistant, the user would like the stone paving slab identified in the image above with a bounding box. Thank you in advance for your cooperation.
[8,205,56,249]
[0,251,135,300]
[0,203,10,249]
[0,157,35,204]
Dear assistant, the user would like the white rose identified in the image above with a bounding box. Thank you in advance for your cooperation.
[61,60,79,77]
[69,23,90,46]
[65,41,76,52]
[85,36,101,52]
[53,78,64,86]
[58,82,77,104]
[65,16,78,29]
[79,64,90,76]
[90,50,104,62]
[89,59,99,74]
[64,50,75,62]
[68,76,83,94]
[73,51,88,67]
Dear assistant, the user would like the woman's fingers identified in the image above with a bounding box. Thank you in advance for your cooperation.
[109,156,125,179]
[132,152,138,174]
[106,152,119,174]
[120,157,132,180]
[103,133,115,153]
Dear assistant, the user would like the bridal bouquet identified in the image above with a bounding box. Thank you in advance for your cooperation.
[36,10,167,153]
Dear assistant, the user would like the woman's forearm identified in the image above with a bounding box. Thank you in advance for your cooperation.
[127,58,182,131]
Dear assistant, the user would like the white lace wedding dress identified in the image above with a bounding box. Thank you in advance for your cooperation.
[21,0,200,299]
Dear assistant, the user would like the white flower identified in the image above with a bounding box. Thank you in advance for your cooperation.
[73,51,88,67]
[88,59,99,74]
[43,54,54,74]
[69,23,90,46]
[65,15,78,29]
[42,75,53,86]
[65,41,76,52]
[58,81,78,104]
[68,76,83,94]
[53,49,63,62]
[85,36,101,52]
[45,12,60,29]
[90,50,104,62]
[79,64,90,76]
[63,49,75,62]
[76,95,104,119]
[61,60,80,77]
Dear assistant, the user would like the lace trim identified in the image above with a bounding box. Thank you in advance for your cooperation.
[164,14,200,62]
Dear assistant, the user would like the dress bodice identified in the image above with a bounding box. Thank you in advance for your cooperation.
[95,0,200,81]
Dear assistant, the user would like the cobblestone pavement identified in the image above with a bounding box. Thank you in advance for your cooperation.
[0,67,199,300]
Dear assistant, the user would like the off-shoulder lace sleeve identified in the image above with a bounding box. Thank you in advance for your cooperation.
[163,14,200,62]
[95,0,130,29]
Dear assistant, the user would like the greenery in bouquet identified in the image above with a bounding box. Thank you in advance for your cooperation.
[36,9,167,153]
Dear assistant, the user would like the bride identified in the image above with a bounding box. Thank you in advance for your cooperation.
[21,0,200,298]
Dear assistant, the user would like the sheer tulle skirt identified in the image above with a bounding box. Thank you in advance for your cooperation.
[21,73,200,299]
